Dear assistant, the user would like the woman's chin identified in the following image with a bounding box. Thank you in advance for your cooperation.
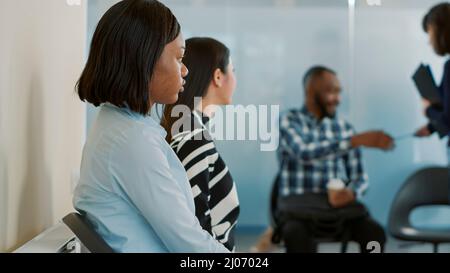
[164,94,179,105]
[172,95,180,104]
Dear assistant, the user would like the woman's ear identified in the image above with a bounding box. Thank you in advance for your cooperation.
[212,68,223,88]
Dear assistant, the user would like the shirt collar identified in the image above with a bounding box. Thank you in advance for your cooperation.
[192,110,211,127]
[300,106,335,124]
[103,102,167,138]
[300,106,319,124]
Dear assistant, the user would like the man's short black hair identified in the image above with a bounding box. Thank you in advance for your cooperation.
[302,66,336,90]
[76,0,181,115]
[423,3,450,55]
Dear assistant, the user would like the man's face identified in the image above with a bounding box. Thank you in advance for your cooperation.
[310,72,342,118]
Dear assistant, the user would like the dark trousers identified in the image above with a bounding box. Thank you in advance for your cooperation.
[281,215,386,253]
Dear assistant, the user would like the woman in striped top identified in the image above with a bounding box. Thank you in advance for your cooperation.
[161,37,240,251]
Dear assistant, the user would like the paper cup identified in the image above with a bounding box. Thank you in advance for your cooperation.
[327,178,345,193]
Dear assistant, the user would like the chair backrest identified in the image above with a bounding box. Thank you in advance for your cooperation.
[62,212,114,253]
[388,167,449,237]
[270,173,281,227]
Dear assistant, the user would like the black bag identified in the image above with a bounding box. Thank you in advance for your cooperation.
[270,174,368,243]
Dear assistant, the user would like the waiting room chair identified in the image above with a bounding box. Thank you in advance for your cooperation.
[62,212,114,253]
[388,167,450,253]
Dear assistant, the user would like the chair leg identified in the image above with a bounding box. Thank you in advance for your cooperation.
[341,241,348,253]
[433,243,439,253]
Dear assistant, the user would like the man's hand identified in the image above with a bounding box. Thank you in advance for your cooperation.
[351,131,395,151]
[328,189,356,208]
[414,125,432,138]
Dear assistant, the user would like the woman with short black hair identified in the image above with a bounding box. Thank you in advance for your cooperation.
[73,0,229,253]
[415,2,450,200]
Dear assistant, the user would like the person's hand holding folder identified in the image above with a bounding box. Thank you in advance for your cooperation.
[422,99,431,114]
[412,63,442,105]
[414,125,432,138]
[412,63,448,138]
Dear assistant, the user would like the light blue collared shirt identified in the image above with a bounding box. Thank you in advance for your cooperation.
[73,103,229,253]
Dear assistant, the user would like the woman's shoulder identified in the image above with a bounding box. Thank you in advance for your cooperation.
[98,104,167,140]
[170,112,215,146]
[97,114,169,163]
[170,128,216,159]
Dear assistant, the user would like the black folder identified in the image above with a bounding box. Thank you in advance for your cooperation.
[412,63,442,105]
[412,64,447,137]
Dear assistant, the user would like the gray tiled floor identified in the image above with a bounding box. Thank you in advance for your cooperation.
[235,233,450,253]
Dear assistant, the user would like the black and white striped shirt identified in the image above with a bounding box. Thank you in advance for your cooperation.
[170,111,240,251]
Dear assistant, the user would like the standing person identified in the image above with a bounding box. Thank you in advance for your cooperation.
[161,37,240,252]
[415,3,450,200]
[73,0,229,253]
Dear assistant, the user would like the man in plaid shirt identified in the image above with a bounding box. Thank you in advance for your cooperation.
[278,107,369,198]
[275,66,394,253]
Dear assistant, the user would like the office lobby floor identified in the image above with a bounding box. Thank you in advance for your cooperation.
[235,232,450,253]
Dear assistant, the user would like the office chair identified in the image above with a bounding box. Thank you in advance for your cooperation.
[388,167,450,253]
[62,212,114,253]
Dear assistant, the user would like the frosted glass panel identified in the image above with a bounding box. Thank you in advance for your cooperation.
[352,4,448,227]
[87,0,449,228]
[161,3,352,228]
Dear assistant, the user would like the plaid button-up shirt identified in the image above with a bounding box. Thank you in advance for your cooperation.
[277,107,369,197]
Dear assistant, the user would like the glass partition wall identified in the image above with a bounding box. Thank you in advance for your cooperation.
[86,0,450,230]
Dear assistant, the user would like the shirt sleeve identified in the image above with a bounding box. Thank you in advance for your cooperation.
[342,146,369,198]
[427,122,436,134]
[426,106,449,137]
[279,112,352,162]
[426,60,450,137]
[441,60,450,130]
[110,127,229,253]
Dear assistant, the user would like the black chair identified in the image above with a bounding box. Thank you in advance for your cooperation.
[388,167,450,253]
[62,212,114,253]
[270,175,349,253]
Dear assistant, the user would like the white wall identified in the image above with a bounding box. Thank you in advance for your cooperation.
[0,0,86,252]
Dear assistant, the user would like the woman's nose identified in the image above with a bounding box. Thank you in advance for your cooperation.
[182,64,189,77]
